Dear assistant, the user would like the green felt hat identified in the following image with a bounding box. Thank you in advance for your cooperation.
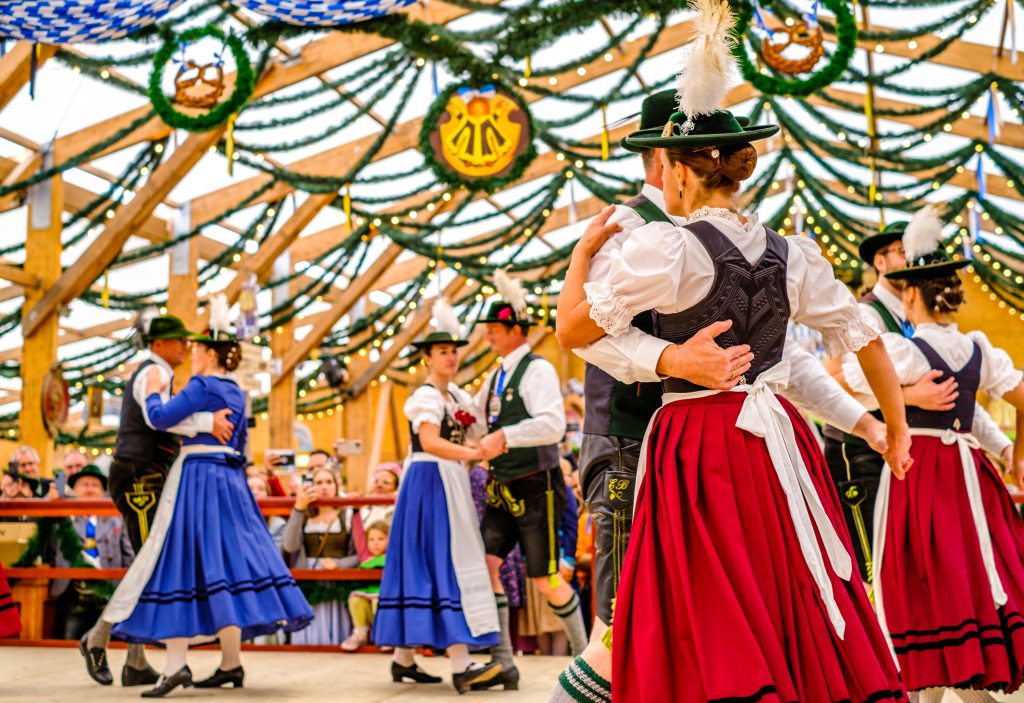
[477,301,536,328]
[858,220,907,264]
[623,115,753,154]
[624,110,778,150]
[884,251,970,282]
[411,331,469,351]
[68,464,107,491]
[143,315,194,342]
[622,90,679,153]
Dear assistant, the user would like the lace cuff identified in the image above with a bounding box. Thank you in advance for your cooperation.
[819,310,880,358]
[584,281,634,337]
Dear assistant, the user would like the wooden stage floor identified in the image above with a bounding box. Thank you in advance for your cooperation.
[5,646,1024,702]
[0,647,569,702]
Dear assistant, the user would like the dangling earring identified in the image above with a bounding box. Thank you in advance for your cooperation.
[678,185,683,200]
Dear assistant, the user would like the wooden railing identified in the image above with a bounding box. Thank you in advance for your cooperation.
[0,496,395,647]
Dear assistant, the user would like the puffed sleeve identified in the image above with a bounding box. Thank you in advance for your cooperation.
[841,333,926,395]
[967,330,1024,398]
[583,221,687,337]
[403,385,445,433]
[787,237,881,357]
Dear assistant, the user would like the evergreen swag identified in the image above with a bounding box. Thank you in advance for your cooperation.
[13,518,116,600]
[149,25,256,132]
[733,0,857,97]
[419,82,538,194]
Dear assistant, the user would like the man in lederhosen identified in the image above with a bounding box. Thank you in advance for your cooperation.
[824,223,1013,584]
[468,276,583,692]
[79,315,234,687]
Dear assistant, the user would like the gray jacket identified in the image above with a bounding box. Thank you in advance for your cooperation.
[49,516,135,597]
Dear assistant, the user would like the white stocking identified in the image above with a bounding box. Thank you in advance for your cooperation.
[162,638,188,676]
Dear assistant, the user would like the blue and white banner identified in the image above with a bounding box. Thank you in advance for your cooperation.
[229,0,417,27]
[0,0,184,44]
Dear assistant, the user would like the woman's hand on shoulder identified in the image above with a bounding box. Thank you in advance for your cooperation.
[573,206,621,260]
[146,366,168,396]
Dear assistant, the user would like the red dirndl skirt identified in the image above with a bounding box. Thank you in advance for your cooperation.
[876,435,1024,692]
[0,562,22,637]
[612,392,906,703]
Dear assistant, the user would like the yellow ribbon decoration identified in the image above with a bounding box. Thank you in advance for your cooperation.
[600,105,610,161]
[343,183,353,232]
[225,112,237,177]
[524,56,532,79]
[101,270,110,309]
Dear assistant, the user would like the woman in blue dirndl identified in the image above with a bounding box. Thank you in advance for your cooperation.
[372,321,505,694]
[103,320,312,698]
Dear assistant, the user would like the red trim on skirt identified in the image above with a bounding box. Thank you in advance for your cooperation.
[0,562,22,638]
[612,392,905,703]
[878,435,1024,693]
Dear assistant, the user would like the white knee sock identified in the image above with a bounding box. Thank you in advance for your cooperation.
[218,626,242,670]
[163,638,188,676]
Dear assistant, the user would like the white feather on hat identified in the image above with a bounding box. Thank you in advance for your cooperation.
[676,0,738,121]
[903,204,945,263]
[131,306,159,348]
[208,293,231,340]
[432,297,463,338]
[493,268,528,318]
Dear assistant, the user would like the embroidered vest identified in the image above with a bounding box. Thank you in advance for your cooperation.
[905,338,982,433]
[114,359,181,471]
[486,353,560,483]
[409,385,466,451]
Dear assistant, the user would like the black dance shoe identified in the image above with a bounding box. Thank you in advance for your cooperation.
[452,660,503,695]
[470,662,520,691]
[79,634,113,686]
[122,663,161,687]
[140,666,193,698]
[194,666,245,689]
[391,661,443,684]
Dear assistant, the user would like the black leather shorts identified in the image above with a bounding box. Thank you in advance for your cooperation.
[482,467,567,579]
[579,433,641,625]
[824,435,884,583]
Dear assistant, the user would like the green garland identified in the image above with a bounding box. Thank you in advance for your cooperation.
[148,25,255,132]
[419,82,538,194]
[733,0,857,97]
[13,518,116,600]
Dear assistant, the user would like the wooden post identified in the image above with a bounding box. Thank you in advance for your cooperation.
[166,203,198,391]
[366,381,392,486]
[20,145,62,473]
[10,577,48,640]
[269,254,296,451]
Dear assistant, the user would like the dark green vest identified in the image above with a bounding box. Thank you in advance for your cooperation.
[486,352,561,483]
[859,291,903,335]
[582,194,671,441]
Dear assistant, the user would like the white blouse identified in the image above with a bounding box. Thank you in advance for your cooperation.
[584,212,879,359]
[404,382,485,440]
[843,324,1022,400]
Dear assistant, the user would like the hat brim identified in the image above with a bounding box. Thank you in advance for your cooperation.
[885,259,970,281]
[624,124,779,150]
[68,472,107,491]
[858,231,904,264]
[411,339,470,350]
[190,333,238,344]
[145,330,193,341]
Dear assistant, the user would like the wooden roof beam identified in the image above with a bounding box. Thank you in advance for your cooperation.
[0,1,486,210]
[23,129,226,336]
[188,17,703,223]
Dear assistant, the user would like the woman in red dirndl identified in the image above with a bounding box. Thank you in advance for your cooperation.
[0,562,23,637]
[842,206,1024,703]
[561,118,913,703]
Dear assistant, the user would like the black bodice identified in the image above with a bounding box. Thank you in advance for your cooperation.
[657,220,791,393]
[905,337,982,433]
[410,385,464,452]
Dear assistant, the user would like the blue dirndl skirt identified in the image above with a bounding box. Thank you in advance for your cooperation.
[112,457,313,643]
[373,459,499,649]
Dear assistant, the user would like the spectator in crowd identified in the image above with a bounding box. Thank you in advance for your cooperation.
[352,464,400,561]
[63,450,88,478]
[10,446,56,498]
[308,449,333,471]
[48,465,135,640]
[247,474,287,550]
[251,452,290,496]
[284,467,357,645]
[1,469,28,499]
[341,520,389,651]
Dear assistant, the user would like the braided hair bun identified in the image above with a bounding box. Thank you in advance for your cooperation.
[909,272,966,314]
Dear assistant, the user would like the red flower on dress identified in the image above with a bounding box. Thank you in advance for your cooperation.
[453,408,477,428]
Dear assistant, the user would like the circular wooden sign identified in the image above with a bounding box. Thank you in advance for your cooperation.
[41,364,70,438]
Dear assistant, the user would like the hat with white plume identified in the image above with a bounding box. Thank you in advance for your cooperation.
[886,204,969,281]
[478,269,536,328]
[624,0,778,151]
[412,297,469,350]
